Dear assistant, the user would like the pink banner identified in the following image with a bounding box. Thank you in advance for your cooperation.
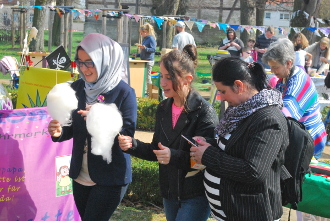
[0,107,80,221]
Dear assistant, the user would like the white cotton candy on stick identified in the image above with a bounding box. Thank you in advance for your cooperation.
[47,83,78,126]
[86,103,123,164]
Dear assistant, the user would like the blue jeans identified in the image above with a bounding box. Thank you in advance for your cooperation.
[163,195,211,221]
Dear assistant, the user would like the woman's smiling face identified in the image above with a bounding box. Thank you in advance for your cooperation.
[77,49,98,83]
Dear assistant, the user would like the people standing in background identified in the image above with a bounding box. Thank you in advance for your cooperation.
[304,37,330,75]
[172,21,196,51]
[263,38,326,159]
[254,26,278,68]
[247,38,258,61]
[136,23,157,92]
[218,28,244,57]
[294,43,312,73]
[118,49,218,221]
[240,47,254,63]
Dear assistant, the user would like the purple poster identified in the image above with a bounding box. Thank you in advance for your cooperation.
[0,107,80,221]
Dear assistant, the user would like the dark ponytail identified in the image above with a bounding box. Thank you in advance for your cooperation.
[212,57,268,92]
[182,44,198,68]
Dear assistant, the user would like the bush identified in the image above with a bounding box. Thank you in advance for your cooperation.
[125,157,162,205]
[136,97,159,131]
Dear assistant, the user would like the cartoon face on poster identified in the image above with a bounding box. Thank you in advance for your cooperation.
[55,155,73,197]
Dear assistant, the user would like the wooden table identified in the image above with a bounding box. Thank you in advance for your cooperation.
[129,60,153,97]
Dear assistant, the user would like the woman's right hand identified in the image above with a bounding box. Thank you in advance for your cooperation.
[48,120,62,137]
[118,135,133,151]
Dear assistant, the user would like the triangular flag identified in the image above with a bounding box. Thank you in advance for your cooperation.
[94,14,99,20]
[319,28,330,36]
[243,25,252,32]
[254,26,265,33]
[153,17,164,29]
[184,21,195,31]
[218,23,228,32]
[55,8,62,18]
[133,15,141,22]
[293,27,300,33]
[125,14,133,18]
[315,30,321,37]
[195,22,206,32]
[306,27,317,32]
[229,25,240,31]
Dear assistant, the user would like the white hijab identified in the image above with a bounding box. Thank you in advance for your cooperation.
[75,33,123,104]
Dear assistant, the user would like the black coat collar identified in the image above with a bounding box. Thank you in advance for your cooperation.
[159,90,203,147]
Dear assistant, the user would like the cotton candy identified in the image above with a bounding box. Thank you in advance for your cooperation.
[47,83,78,126]
[86,103,123,163]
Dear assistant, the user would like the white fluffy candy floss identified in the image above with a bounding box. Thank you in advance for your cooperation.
[47,83,78,126]
[86,103,123,164]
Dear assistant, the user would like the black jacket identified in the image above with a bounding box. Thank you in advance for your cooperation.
[127,90,218,200]
[203,106,289,221]
[52,79,137,186]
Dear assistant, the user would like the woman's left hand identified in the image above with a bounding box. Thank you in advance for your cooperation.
[190,140,210,164]
[138,45,146,49]
[153,142,171,164]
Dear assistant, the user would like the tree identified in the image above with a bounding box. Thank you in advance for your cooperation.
[240,0,256,46]
[30,0,51,51]
[290,0,323,43]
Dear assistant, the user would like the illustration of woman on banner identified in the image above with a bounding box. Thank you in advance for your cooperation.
[57,165,72,195]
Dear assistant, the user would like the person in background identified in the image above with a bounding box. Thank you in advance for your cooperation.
[263,38,326,159]
[304,37,330,75]
[172,21,196,51]
[218,28,244,57]
[136,23,157,93]
[118,49,218,221]
[294,43,312,73]
[240,47,254,63]
[190,57,288,220]
[292,32,309,49]
[247,38,258,61]
[48,33,137,220]
[255,26,278,68]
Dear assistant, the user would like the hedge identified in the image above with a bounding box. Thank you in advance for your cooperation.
[125,156,162,205]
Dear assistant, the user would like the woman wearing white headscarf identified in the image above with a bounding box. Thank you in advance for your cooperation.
[48,33,137,220]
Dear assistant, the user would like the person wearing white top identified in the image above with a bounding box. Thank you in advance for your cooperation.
[172,21,196,51]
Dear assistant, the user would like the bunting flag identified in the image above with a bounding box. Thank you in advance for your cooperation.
[195,22,206,32]
[315,30,321,37]
[153,17,164,29]
[133,14,141,22]
[293,27,301,33]
[94,14,99,20]
[242,25,252,32]
[218,23,228,32]
[229,25,240,31]
[208,22,217,28]
[184,21,195,31]
[125,14,133,18]
[306,27,317,32]
[319,28,330,36]
[255,26,265,33]
[55,8,62,18]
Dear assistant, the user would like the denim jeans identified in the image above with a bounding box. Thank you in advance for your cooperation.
[72,180,128,221]
[163,195,211,221]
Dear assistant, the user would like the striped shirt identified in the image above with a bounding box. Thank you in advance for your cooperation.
[276,66,327,159]
[204,134,230,221]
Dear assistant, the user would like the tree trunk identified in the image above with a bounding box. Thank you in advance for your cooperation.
[219,0,223,22]
[52,0,65,46]
[30,0,50,51]
[240,0,256,46]
[290,0,322,43]
[255,0,267,36]
[165,0,180,48]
